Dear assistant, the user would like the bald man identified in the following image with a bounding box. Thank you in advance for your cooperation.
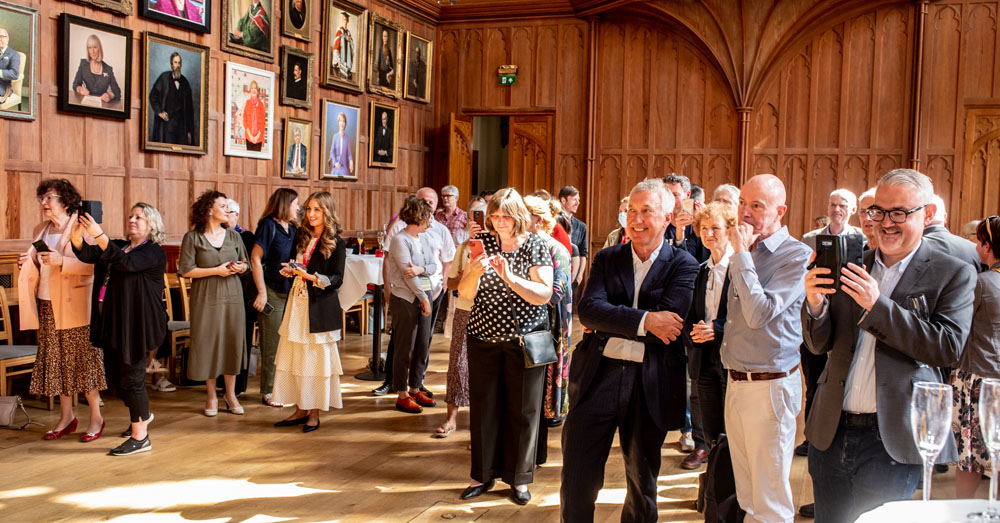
[720,174,812,523]
[0,27,20,103]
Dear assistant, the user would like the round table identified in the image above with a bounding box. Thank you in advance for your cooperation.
[342,254,385,381]
[855,499,993,522]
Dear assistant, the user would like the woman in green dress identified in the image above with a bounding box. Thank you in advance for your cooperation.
[178,190,250,417]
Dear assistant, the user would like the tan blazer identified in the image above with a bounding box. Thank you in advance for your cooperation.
[18,214,95,331]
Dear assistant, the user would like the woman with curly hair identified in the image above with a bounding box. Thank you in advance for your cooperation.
[178,190,249,417]
[18,179,105,441]
[271,192,346,433]
[71,203,168,455]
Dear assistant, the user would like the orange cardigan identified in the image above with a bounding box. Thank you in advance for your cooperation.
[18,215,96,331]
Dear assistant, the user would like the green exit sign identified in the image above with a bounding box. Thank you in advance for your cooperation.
[499,74,516,86]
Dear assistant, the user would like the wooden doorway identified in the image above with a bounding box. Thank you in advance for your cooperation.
[960,107,1000,230]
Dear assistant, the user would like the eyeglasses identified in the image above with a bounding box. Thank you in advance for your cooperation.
[490,214,514,223]
[441,194,457,199]
[864,204,927,224]
[37,193,61,204]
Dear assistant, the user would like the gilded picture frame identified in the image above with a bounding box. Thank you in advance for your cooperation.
[365,13,402,99]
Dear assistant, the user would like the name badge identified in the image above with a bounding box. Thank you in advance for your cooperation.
[419,276,432,291]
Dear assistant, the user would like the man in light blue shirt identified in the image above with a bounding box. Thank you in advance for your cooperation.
[721,174,812,523]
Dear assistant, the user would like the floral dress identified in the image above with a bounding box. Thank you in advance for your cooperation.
[540,232,572,420]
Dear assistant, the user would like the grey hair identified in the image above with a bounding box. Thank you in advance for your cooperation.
[930,194,947,225]
[690,184,705,203]
[442,184,459,198]
[630,179,675,216]
[663,173,691,194]
[130,202,167,244]
[226,199,240,214]
[712,184,740,200]
[829,188,858,209]
[858,187,877,202]
[876,169,934,205]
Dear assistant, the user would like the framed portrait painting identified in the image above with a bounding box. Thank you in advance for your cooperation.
[321,0,365,93]
[0,1,38,121]
[366,13,402,99]
[222,0,274,63]
[404,32,431,104]
[58,14,133,119]
[140,0,212,34]
[282,0,311,41]
[321,99,359,180]
[280,45,312,109]
[68,0,133,16]
[224,61,275,159]
[283,117,311,179]
[142,33,209,155]
[368,101,397,169]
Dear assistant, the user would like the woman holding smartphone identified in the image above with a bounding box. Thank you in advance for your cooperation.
[271,192,346,433]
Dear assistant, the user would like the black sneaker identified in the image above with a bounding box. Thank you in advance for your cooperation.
[372,382,391,396]
[120,412,154,438]
[419,386,434,398]
[795,441,809,456]
[109,436,151,456]
[799,503,814,518]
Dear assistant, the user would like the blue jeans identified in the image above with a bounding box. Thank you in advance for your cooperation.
[808,416,920,523]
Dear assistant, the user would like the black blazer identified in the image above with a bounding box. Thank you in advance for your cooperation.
[288,232,346,334]
[682,260,730,380]
[572,241,699,431]
[74,239,168,365]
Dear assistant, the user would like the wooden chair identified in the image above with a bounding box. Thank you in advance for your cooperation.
[0,288,39,398]
[342,293,372,335]
[163,274,190,381]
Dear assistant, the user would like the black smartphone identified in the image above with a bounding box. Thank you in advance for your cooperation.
[813,234,865,290]
[82,200,103,224]
[472,210,485,229]
[32,239,50,253]
[261,302,275,316]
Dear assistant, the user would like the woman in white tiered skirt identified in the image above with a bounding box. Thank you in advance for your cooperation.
[271,192,347,433]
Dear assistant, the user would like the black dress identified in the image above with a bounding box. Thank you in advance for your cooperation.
[74,239,168,365]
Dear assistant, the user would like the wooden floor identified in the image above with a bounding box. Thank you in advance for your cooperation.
[0,321,983,522]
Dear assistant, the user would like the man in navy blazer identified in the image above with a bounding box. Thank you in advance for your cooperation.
[0,28,20,103]
[560,179,699,523]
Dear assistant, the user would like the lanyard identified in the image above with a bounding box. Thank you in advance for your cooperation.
[302,237,319,267]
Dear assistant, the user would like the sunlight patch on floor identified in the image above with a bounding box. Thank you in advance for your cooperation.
[56,478,334,510]
[0,486,55,500]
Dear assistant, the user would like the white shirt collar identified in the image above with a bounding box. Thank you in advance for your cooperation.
[875,239,921,273]
[707,244,734,270]
[631,238,664,267]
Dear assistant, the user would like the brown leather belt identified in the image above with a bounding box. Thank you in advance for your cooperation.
[728,366,799,382]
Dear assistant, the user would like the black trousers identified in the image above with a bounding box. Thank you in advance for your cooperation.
[800,343,827,426]
[697,366,728,447]
[383,290,443,387]
[560,357,667,523]
[104,348,151,423]
[467,336,545,486]
[421,291,447,369]
[391,294,433,392]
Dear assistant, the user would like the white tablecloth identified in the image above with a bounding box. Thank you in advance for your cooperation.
[339,255,383,311]
[855,499,993,522]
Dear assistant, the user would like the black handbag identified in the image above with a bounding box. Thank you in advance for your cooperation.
[518,329,557,368]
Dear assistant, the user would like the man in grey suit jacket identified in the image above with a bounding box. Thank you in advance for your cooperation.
[923,194,981,271]
[0,28,21,103]
[802,169,976,523]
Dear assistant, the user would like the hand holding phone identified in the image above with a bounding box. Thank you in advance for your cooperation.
[472,210,486,229]
[32,239,50,253]
[468,239,484,259]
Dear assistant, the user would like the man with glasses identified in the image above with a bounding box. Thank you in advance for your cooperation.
[856,188,878,248]
[0,27,20,105]
[435,185,468,245]
[922,194,982,271]
[801,168,976,523]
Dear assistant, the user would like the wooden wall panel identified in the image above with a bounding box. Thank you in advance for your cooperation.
[0,0,434,249]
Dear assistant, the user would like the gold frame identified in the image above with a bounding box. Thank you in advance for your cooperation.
[279,45,313,109]
[69,0,133,16]
[281,0,312,42]
[403,32,432,104]
[368,101,398,169]
[282,117,312,179]
[366,13,403,99]
[142,32,210,155]
[320,98,360,180]
[221,0,275,63]
[321,0,366,93]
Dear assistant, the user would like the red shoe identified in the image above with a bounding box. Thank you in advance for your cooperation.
[42,418,78,440]
[81,421,106,443]
[395,396,423,414]
[412,391,436,408]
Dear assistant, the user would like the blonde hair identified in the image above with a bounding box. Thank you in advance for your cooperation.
[522,195,555,235]
[130,202,167,244]
[693,201,738,232]
[86,34,104,63]
[485,188,532,237]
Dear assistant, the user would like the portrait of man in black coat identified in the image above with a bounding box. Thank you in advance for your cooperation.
[149,51,195,145]
[372,109,393,164]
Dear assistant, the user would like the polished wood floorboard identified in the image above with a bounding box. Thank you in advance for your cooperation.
[0,321,984,522]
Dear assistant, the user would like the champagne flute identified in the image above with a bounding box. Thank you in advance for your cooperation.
[910,381,954,502]
[980,379,1000,519]
[358,231,365,254]
[377,230,386,250]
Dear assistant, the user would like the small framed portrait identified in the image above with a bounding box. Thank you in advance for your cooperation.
[321,99,360,180]
[142,33,209,155]
[224,61,275,159]
[222,0,274,63]
[321,0,365,93]
[139,0,212,34]
[68,0,133,16]
[280,45,312,109]
[366,13,402,99]
[0,1,38,121]
[368,101,397,169]
[283,117,311,179]
[282,0,311,41]
[58,14,133,120]
[404,32,432,104]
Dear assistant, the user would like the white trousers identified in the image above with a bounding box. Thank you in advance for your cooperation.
[724,372,801,523]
